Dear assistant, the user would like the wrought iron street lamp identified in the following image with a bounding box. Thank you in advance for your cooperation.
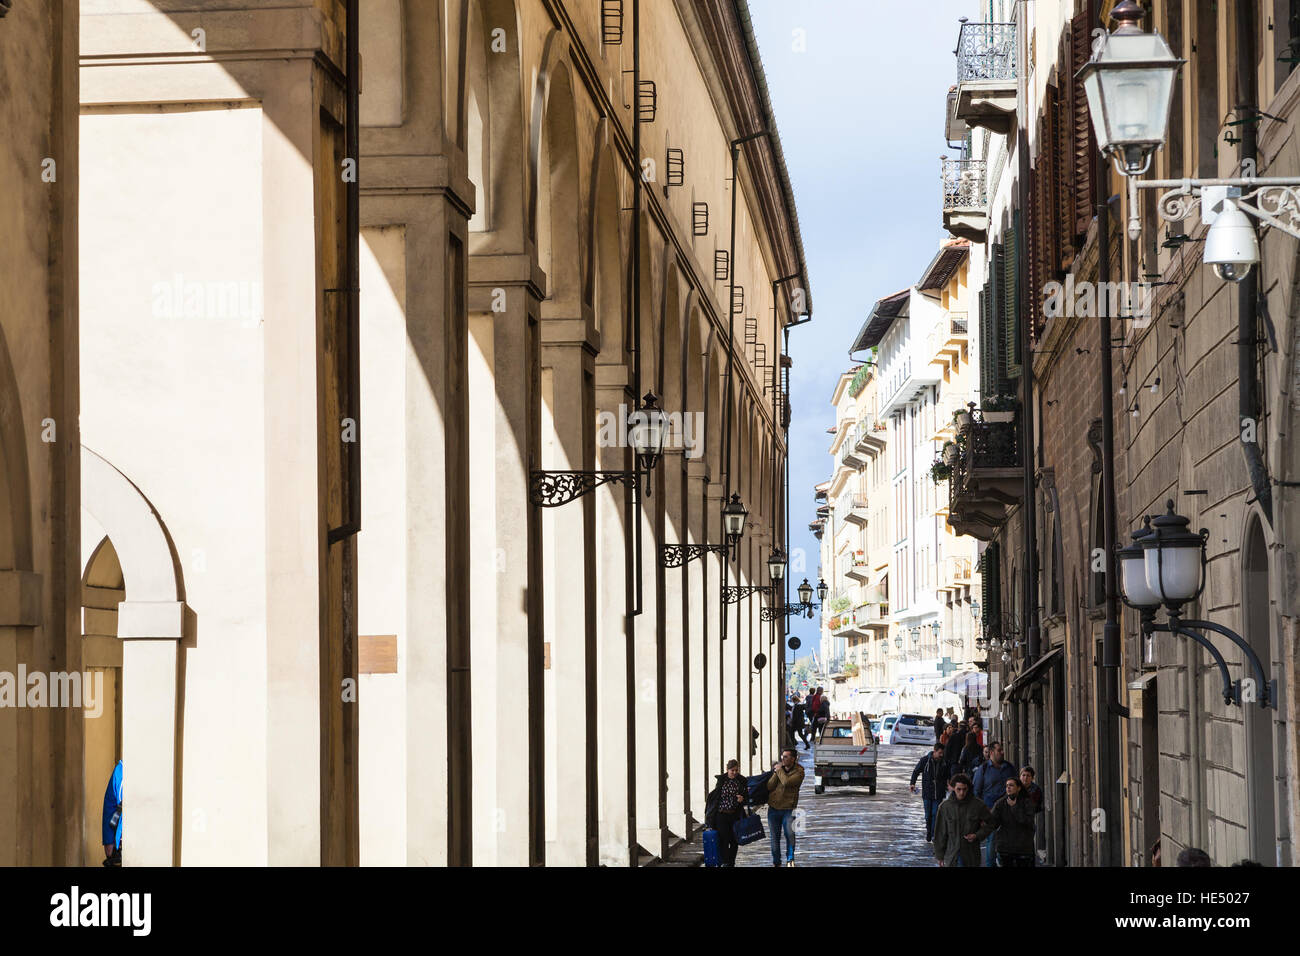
[1117,501,1276,708]
[767,547,787,583]
[660,491,751,567]
[1076,0,1183,177]
[529,391,666,506]
[761,577,820,622]
[817,579,829,603]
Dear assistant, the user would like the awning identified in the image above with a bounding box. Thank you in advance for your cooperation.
[938,668,984,696]
[1002,647,1064,700]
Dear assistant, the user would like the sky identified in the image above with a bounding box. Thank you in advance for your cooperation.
[747,0,973,659]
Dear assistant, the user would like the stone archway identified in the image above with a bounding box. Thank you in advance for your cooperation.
[80,445,192,866]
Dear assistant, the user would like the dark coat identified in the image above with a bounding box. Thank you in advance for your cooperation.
[933,715,946,741]
[943,726,968,765]
[990,794,1038,857]
[789,703,806,730]
[973,758,1019,808]
[910,752,951,802]
[704,772,749,827]
[933,794,994,867]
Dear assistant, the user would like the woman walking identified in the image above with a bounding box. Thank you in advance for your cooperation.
[705,759,749,866]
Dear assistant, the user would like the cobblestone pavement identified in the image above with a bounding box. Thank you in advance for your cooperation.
[733,742,938,867]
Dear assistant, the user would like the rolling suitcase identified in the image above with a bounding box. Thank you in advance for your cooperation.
[702,828,720,867]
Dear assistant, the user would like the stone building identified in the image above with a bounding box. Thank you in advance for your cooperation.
[945,0,1300,866]
[2,0,809,867]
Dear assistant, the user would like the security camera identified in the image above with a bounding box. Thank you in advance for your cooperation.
[1203,199,1259,283]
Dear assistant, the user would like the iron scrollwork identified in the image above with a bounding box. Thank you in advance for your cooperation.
[660,543,730,568]
[722,585,771,604]
[529,469,638,507]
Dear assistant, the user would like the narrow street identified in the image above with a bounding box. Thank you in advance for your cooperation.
[733,743,936,866]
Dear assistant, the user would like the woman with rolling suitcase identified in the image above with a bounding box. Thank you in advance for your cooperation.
[704,759,749,866]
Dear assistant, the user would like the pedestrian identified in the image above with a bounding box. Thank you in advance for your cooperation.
[910,742,951,842]
[102,758,123,867]
[790,695,810,749]
[967,715,984,749]
[814,694,830,738]
[704,758,750,866]
[971,741,1017,867]
[932,773,994,868]
[1176,847,1213,867]
[765,748,805,866]
[1019,766,1044,817]
[959,733,984,775]
[933,708,946,743]
[989,777,1037,866]
[942,718,967,767]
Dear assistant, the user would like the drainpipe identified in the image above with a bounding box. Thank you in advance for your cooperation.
[1236,0,1273,526]
[1017,130,1040,666]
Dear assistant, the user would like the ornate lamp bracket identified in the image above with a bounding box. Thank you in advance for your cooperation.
[660,542,731,568]
[760,602,817,622]
[722,584,772,604]
[1133,173,1300,242]
[528,469,639,507]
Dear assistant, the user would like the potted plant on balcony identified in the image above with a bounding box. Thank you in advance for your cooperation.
[981,394,1018,423]
[929,458,952,483]
[942,440,959,465]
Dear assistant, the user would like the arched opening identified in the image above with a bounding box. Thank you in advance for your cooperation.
[1243,516,1277,864]
[80,536,124,867]
[465,0,525,242]
[536,63,582,317]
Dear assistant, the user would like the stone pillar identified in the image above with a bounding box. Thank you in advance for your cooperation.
[539,323,597,866]
[634,457,666,856]
[704,480,725,788]
[0,571,41,867]
[662,449,688,838]
[468,268,543,866]
[117,600,191,866]
[687,464,711,817]
[595,364,632,865]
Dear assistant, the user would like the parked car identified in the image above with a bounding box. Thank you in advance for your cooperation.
[890,713,938,745]
[812,718,877,795]
[869,719,881,742]
[877,714,898,744]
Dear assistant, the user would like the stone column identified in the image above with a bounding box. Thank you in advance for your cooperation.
[117,600,191,866]
[703,480,725,789]
[0,571,41,867]
[662,448,688,838]
[539,321,597,866]
[686,464,711,817]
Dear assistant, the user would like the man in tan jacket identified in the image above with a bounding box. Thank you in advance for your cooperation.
[766,749,806,866]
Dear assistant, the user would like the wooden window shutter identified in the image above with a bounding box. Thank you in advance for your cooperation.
[979,283,996,401]
[1002,225,1021,381]
[1054,34,1078,262]
[1071,5,1098,237]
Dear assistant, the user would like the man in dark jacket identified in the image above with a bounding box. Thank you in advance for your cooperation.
[1020,766,1044,816]
[989,777,1037,866]
[933,773,994,867]
[943,721,967,766]
[790,695,809,749]
[705,759,749,866]
[972,741,1018,866]
[933,708,946,743]
[909,743,951,842]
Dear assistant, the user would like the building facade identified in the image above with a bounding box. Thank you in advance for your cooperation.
[944,0,1300,866]
[3,0,811,868]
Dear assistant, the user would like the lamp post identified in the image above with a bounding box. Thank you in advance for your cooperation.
[1117,501,1276,708]
[761,577,823,622]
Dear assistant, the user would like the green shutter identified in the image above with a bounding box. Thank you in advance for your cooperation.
[978,284,995,402]
[1003,220,1021,380]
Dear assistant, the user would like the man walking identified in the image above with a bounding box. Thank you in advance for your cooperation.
[790,694,810,749]
[766,748,805,866]
[933,708,946,744]
[972,741,1017,866]
[933,773,993,867]
[909,742,951,842]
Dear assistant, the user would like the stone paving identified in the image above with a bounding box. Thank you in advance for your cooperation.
[731,742,938,867]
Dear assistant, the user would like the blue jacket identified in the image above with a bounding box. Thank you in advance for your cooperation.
[972,758,1017,808]
[102,760,123,848]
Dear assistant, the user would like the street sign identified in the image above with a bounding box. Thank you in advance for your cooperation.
[788,637,801,650]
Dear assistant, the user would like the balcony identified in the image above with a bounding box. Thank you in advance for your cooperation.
[854,416,885,456]
[939,555,975,591]
[951,21,1017,135]
[844,493,869,527]
[846,557,870,583]
[927,308,972,371]
[942,158,988,242]
[947,413,1022,541]
[838,431,866,471]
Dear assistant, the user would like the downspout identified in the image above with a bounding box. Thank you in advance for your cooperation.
[1018,131,1040,666]
[1236,0,1273,526]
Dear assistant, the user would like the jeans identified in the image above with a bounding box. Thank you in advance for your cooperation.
[983,830,998,867]
[768,808,796,864]
[923,798,939,841]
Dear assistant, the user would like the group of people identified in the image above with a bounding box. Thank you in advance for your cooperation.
[785,688,829,749]
[910,707,1044,867]
[703,749,806,867]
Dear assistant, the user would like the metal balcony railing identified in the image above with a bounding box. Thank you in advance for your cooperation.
[956,21,1017,83]
[949,312,969,335]
[942,159,988,211]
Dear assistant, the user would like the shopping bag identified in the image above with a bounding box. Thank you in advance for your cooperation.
[733,811,766,846]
